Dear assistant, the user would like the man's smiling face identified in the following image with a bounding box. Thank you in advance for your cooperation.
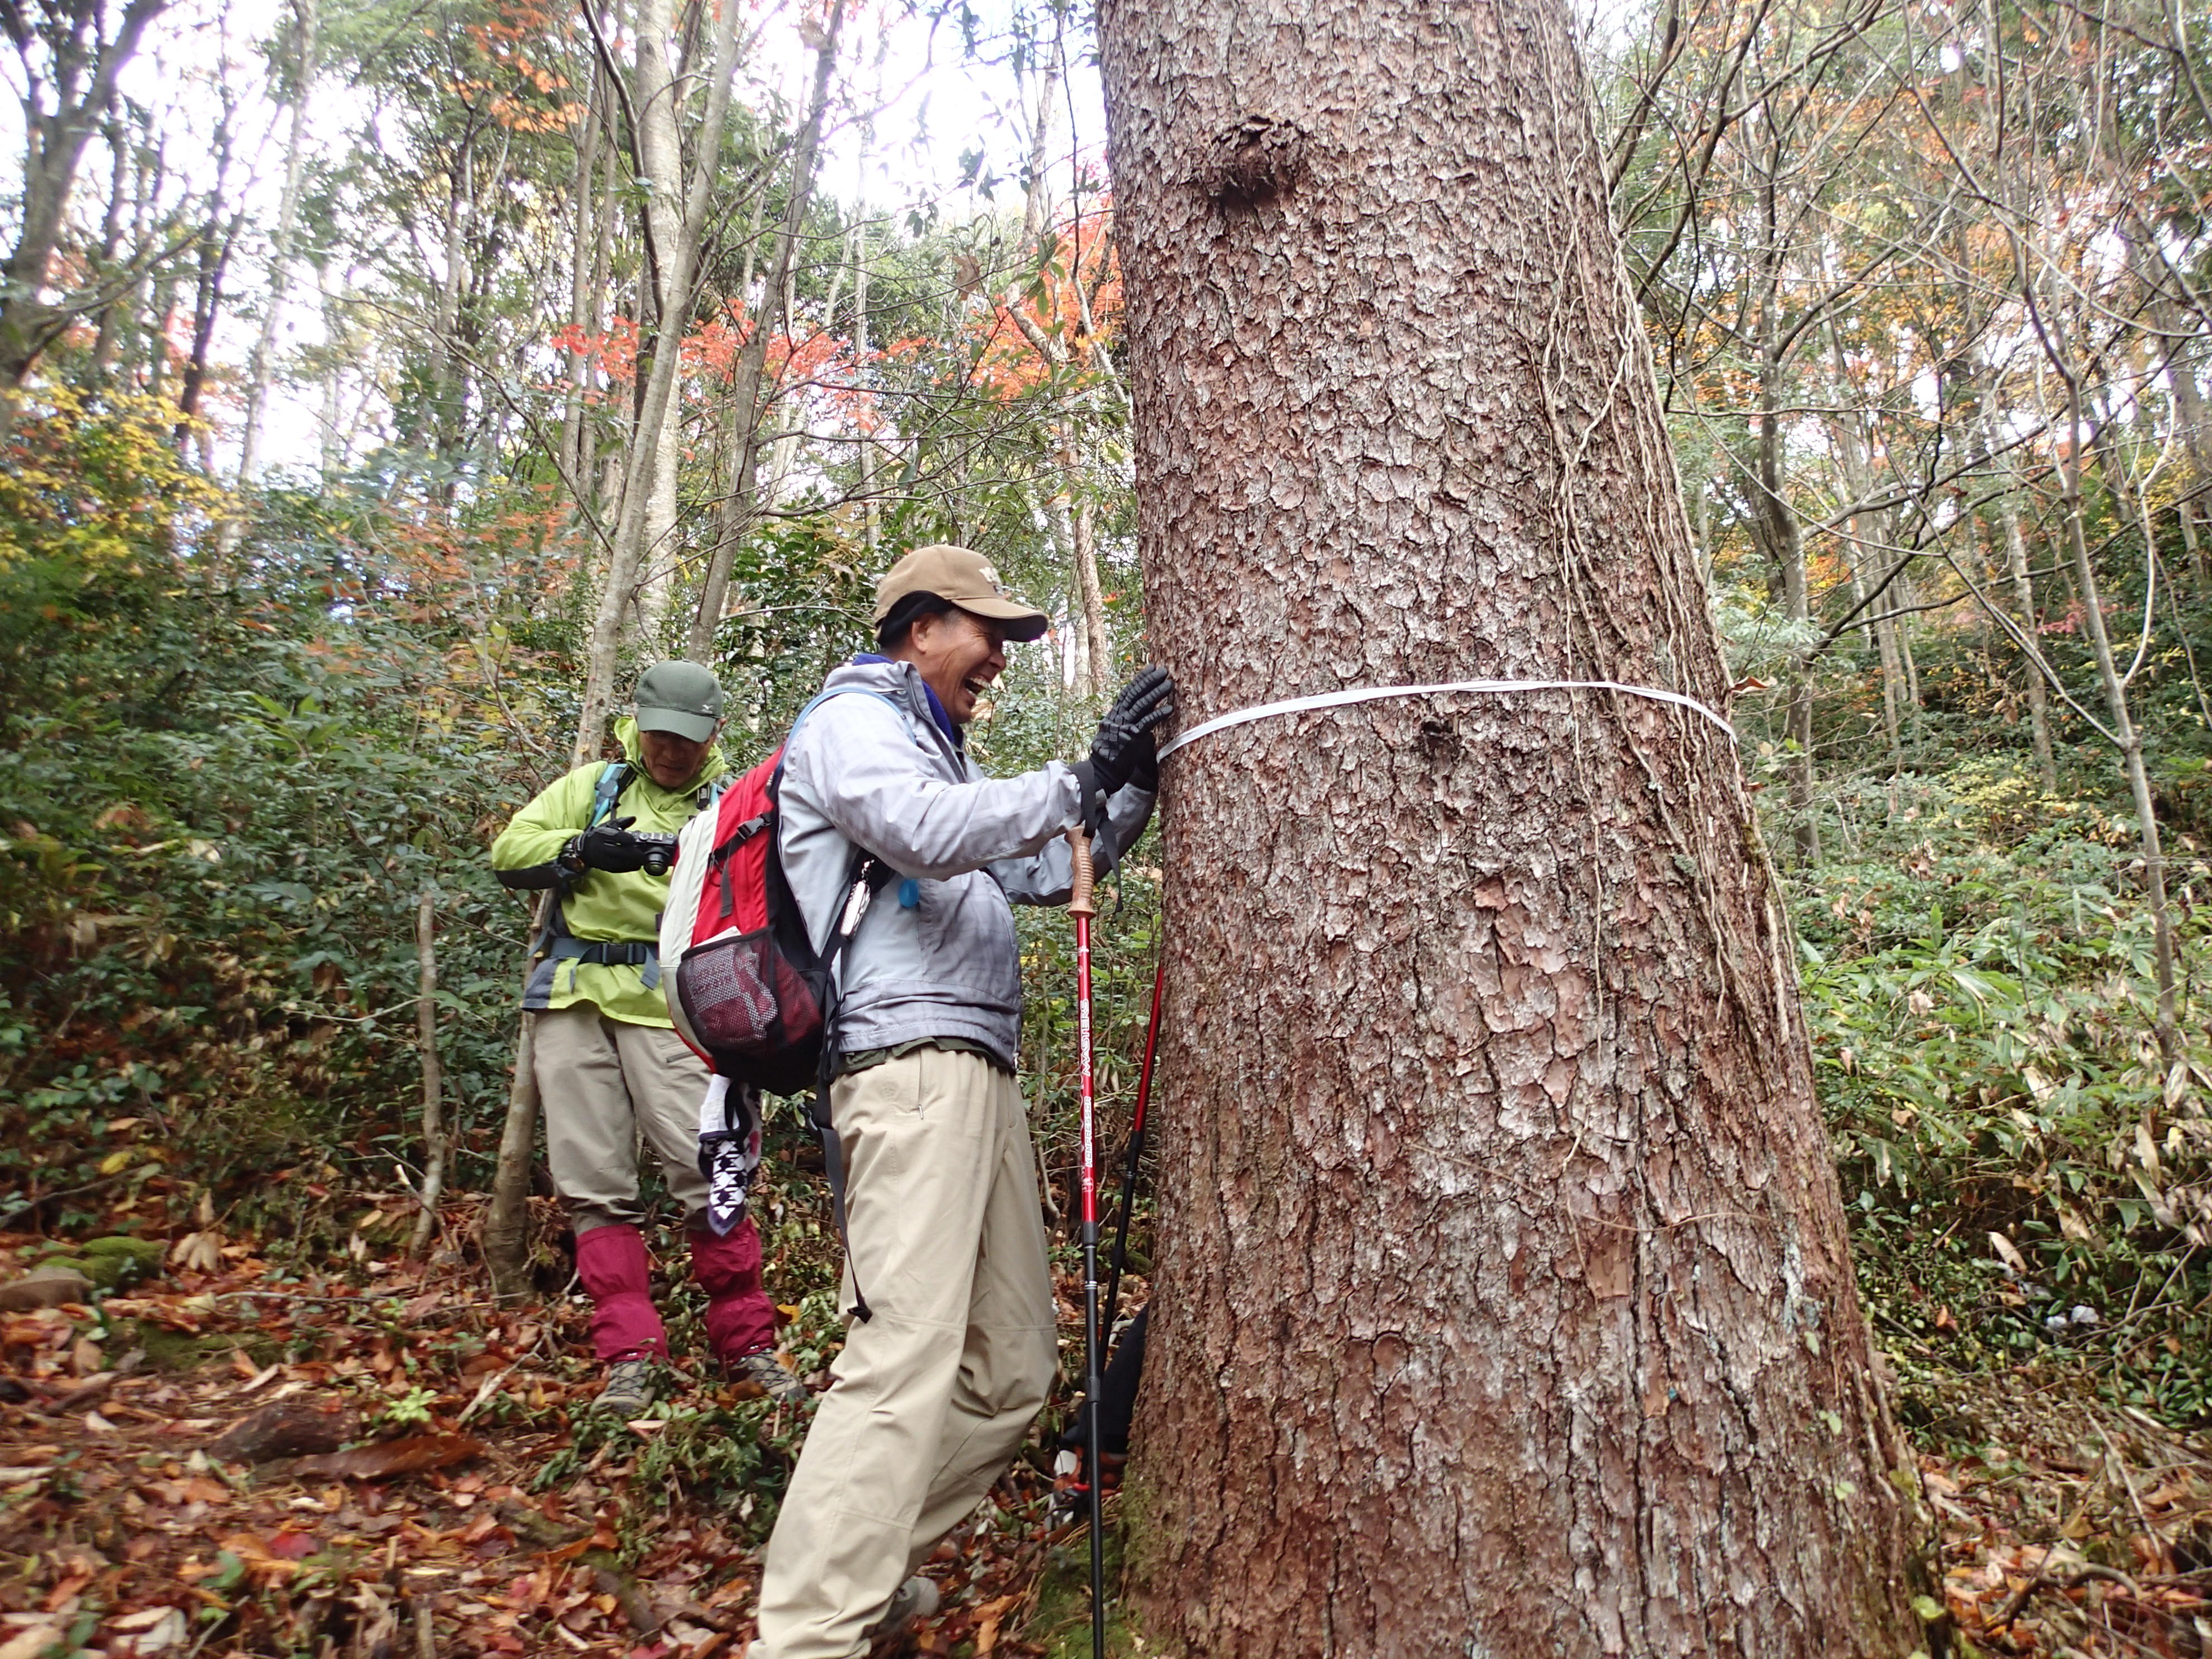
[898,607,1011,726]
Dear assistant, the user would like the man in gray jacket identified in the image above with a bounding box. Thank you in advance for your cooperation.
[749,544,1172,1659]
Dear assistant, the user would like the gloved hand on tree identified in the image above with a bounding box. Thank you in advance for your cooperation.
[1126,730,1160,796]
[1074,666,1176,803]
[561,816,650,875]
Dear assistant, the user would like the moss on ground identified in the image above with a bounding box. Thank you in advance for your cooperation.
[1024,1509,1152,1659]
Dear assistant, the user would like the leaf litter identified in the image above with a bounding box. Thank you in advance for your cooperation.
[8,1181,2212,1656]
[0,1211,1087,1658]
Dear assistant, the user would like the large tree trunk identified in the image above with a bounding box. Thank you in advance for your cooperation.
[1095,0,1924,1652]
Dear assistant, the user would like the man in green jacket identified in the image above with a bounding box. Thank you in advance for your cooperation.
[492,662,802,1414]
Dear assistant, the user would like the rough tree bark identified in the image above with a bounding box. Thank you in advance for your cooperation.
[1095,0,1926,1652]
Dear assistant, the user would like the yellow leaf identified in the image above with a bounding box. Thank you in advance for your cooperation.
[99,1149,133,1175]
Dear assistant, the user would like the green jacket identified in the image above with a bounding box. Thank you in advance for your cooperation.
[489,719,729,1027]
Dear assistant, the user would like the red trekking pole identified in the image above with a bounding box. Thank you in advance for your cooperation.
[1066,826,1106,1659]
[1100,955,1163,1352]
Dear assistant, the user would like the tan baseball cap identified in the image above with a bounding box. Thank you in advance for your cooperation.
[873,544,1050,642]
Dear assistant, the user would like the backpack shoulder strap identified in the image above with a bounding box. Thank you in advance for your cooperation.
[587,760,634,828]
[774,687,905,784]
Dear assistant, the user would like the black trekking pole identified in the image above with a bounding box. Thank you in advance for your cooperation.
[1100,955,1163,1352]
[1067,826,1107,1659]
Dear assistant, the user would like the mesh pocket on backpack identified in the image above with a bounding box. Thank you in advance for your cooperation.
[675,928,823,1066]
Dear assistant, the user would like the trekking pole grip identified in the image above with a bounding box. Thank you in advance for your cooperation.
[1068,826,1094,918]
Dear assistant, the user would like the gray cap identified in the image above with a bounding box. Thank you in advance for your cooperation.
[633,661,725,743]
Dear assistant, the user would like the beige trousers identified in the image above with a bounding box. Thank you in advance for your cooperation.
[750,1048,1058,1659]
[534,1005,711,1234]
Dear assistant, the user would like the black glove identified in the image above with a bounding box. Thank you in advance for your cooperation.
[561,816,648,875]
[1127,729,1160,795]
[1074,666,1176,802]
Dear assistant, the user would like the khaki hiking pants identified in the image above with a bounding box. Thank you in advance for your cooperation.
[535,1004,711,1234]
[750,1047,1058,1659]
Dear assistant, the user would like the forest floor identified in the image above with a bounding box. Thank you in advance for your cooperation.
[2,1207,2211,1659]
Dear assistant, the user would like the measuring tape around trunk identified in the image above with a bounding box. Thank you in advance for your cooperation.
[1154,677,1736,761]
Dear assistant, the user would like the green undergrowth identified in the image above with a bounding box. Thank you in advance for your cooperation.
[1026,1508,1142,1659]
[1795,761,2212,1424]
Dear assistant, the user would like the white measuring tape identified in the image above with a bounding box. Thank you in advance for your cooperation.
[1156,677,1736,760]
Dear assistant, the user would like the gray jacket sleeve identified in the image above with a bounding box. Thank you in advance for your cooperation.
[992,779,1157,905]
[783,694,1090,879]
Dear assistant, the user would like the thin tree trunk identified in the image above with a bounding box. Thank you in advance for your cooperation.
[1007,65,1115,695]
[579,97,622,506]
[409,889,445,1260]
[174,205,242,450]
[232,0,318,503]
[1033,475,1083,677]
[490,0,753,1285]
[0,0,169,439]
[145,263,176,400]
[104,143,158,384]
[1759,353,1821,862]
[2055,375,2179,1057]
[685,8,847,662]
[1096,0,1923,1650]
[1891,567,1923,740]
[557,57,604,493]
[482,1002,539,1296]
[1988,411,2058,790]
[87,102,129,379]
[425,131,472,464]
[317,263,346,479]
[1686,465,1711,583]
[630,0,686,642]
[571,0,751,758]
[1825,333,1908,771]
[1068,470,1112,692]
[853,212,879,555]
[1842,531,1905,769]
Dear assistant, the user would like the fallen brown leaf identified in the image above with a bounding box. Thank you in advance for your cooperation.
[208,1400,354,1463]
[294,1433,486,1481]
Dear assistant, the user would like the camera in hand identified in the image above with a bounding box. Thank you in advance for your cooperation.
[634,831,678,877]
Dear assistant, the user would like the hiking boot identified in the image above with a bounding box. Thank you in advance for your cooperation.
[864,1576,939,1650]
[730,1348,808,1405]
[593,1358,658,1416]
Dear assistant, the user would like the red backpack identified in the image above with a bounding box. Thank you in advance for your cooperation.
[665,692,887,1096]
[661,686,896,1322]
